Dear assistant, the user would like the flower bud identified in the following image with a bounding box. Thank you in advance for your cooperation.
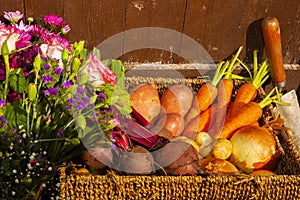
[71,57,81,74]
[33,54,41,72]
[71,138,81,146]
[61,48,69,63]
[27,16,34,22]
[28,83,37,101]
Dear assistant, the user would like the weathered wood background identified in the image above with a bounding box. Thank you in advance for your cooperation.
[0,0,299,64]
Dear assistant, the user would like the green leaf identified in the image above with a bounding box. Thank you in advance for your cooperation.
[89,95,97,104]
[78,73,88,85]
[76,115,86,130]
[109,59,126,85]
[4,101,27,129]
[33,54,42,72]
[73,41,85,56]
[9,69,27,93]
[1,39,10,55]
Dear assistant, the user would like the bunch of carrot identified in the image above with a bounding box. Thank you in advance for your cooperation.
[182,46,289,140]
[182,46,246,138]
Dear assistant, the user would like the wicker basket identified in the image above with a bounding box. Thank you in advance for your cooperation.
[59,76,300,199]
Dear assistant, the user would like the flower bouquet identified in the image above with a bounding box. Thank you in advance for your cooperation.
[0,11,132,199]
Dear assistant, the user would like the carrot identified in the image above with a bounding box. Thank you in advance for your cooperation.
[217,79,234,108]
[182,104,216,139]
[207,47,248,137]
[185,46,244,125]
[217,87,289,139]
[226,50,270,120]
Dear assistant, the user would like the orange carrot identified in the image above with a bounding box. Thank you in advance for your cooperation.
[217,79,234,108]
[182,104,216,139]
[217,87,289,139]
[185,46,244,125]
[226,50,270,119]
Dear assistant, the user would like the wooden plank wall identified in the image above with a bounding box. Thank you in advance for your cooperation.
[0,0,299,64]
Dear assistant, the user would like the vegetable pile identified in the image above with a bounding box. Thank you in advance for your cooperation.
[83,47,289,176]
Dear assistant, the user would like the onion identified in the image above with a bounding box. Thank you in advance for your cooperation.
[200,157,239,175]
[211,138,232,160]
[229,126,277,173]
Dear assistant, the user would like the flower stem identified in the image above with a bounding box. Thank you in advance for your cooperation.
[3,54,10,100]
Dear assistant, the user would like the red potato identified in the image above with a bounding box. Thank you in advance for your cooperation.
[130,83,161,126]
[155,113,185,137]
[160,84,194,117]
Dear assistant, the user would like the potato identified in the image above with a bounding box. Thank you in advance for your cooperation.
[154,113,185,137]
[161,84,194,117]
[130,83,161,126]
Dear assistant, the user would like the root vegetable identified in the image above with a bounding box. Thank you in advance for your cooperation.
[182,105,216,139]
[153,139,201,175]
[160,84,194,117]
[155,113,185,137]
[229,126,277,173]
[119,145,154,174]
[217,87,288,139]
[211,138,232,160]
[193,132,214,157]
[130,83,161,126]
[200,157,239,175]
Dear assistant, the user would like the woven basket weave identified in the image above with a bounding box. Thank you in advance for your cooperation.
[60,76,300,199]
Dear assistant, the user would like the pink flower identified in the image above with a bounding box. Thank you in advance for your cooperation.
[82,53,117,87]
[40,34,70,64]
[15,20,32,32]
[61,24,71,34]
[44,14,66,27]
[4,11,23,23]
[0,26,19,54]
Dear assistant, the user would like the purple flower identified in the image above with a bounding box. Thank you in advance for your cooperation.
[54,67,63,75]
[62,80,72,89]
[44,88,58,96]
[0,119,8,128]
[0,100,5,107]
[76,102,88,109]
[44,63,51,70]
[67,98,73,104]
[44,14,66,27]
[65,105,71,110]
[98,93,105,100]
[76,86,85,95]
[42,75,53,84]
[57,130,64,137]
